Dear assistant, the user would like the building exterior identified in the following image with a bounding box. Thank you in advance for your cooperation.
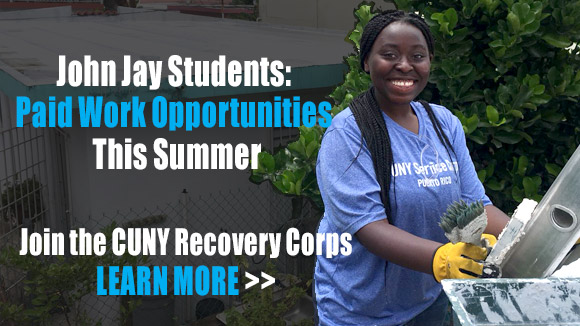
[259,0,395,32]
[0,7,350,324]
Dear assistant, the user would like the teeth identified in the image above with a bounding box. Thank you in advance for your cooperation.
[391,80,414,87]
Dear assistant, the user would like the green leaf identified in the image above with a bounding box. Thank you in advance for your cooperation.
[394,0,411,11]
[305,141,319,159]
[517,156,528,176]
[489,39,503,48]
[257,152,275,173]
[486,178,505,191]
[524,74,540,87]
[545,163,562,177]
[477,170,487,182]
[522,20,540,35]
[457,64,474,77]
[482,0,500,14]
[512,85,534,110]
[461,0,481,17]
[468,131,488,144]
[523,176,541,197]
[486,105,499,123]
[444,8,459,32]
[294,178,302,195]
[531,84,545,95]
[542,110,564,123]
[512,186,524,202]
[281,178,292,191]
[509,110,524,118]
[512,3,530,21]
[494,131,523,144]
[465,114,479,134]
[542,33,572,48]
[287,141,306,158]
[519,114,541,128]
[486,162,495,178]
[507,12,520,33]
[294,168,306,183]
[348,30,362,50]
[431,8,458,36]
[547,66,561,87]
[515,131,533,144]
[282,170,296,183]
[354,5,374,27]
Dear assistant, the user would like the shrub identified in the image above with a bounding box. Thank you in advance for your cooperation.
[251,0,580,214]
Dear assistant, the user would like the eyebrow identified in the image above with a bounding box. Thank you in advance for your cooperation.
[378,43,428,50]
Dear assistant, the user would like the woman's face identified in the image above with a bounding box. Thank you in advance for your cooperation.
[364,21,432,110]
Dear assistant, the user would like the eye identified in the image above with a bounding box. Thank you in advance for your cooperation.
[413,54,427,60]
[381,52,397,59]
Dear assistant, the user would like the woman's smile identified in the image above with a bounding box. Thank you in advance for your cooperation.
[390,80,415,87]
[389,79,417,92]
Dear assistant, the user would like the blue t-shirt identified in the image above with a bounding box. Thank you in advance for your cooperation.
[314,102,491,326]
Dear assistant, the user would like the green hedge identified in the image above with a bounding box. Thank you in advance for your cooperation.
[252,0,580,214]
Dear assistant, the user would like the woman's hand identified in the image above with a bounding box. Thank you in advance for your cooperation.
[432,241,488,282]
[357,219,499,278]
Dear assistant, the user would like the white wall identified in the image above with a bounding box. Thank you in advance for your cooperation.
[259,0,395,31]
[64,87,330,324]
[67,87,331,222]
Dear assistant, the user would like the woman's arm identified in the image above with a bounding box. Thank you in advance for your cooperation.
[484,205,509,237]
[356,220,441,274]
[355,205,510,275]
[356,219,490,281]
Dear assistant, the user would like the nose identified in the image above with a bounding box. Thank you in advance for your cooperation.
[396,57,413,73]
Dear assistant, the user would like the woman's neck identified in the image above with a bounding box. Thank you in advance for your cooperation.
[379,99,419,134]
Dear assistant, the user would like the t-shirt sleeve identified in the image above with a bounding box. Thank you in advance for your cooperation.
[316,121,387,234]
[449,115,493,206]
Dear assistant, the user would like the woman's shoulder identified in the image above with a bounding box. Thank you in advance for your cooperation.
[326,107,360,133]
[415,101,454,119]
[414,101,461,130]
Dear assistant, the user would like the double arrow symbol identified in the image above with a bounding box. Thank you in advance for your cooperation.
[245,272,275,289]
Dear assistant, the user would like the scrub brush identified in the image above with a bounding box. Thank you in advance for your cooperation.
[439,200,487,246]
[439,200,501,278]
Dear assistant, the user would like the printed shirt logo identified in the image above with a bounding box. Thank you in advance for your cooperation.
[391,138,459,188]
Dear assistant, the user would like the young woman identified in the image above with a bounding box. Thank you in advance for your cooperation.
[314,10,509,326]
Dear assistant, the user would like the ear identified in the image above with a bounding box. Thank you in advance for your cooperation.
[364,58,370,73]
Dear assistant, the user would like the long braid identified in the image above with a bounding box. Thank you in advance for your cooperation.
[350,88,395,220]
[420,100,458,172]
[351,10,457,223]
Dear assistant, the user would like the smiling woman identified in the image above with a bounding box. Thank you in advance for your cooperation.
[363,20,432,128]
[314,10,509,326]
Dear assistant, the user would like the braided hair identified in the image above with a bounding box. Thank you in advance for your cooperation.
[349,10,457,224]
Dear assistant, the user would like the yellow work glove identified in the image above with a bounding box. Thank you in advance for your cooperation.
[481,233,497,253]
[432,242,488,283]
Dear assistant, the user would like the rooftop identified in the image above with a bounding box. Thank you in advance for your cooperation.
[0,7,351,100]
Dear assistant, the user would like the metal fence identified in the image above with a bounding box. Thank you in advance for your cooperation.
[75,185,318,326]
[0,91,315,325]
[0,180,319,325]
[0,96,53,319]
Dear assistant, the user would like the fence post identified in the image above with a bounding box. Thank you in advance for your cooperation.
[179,188,191,323]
